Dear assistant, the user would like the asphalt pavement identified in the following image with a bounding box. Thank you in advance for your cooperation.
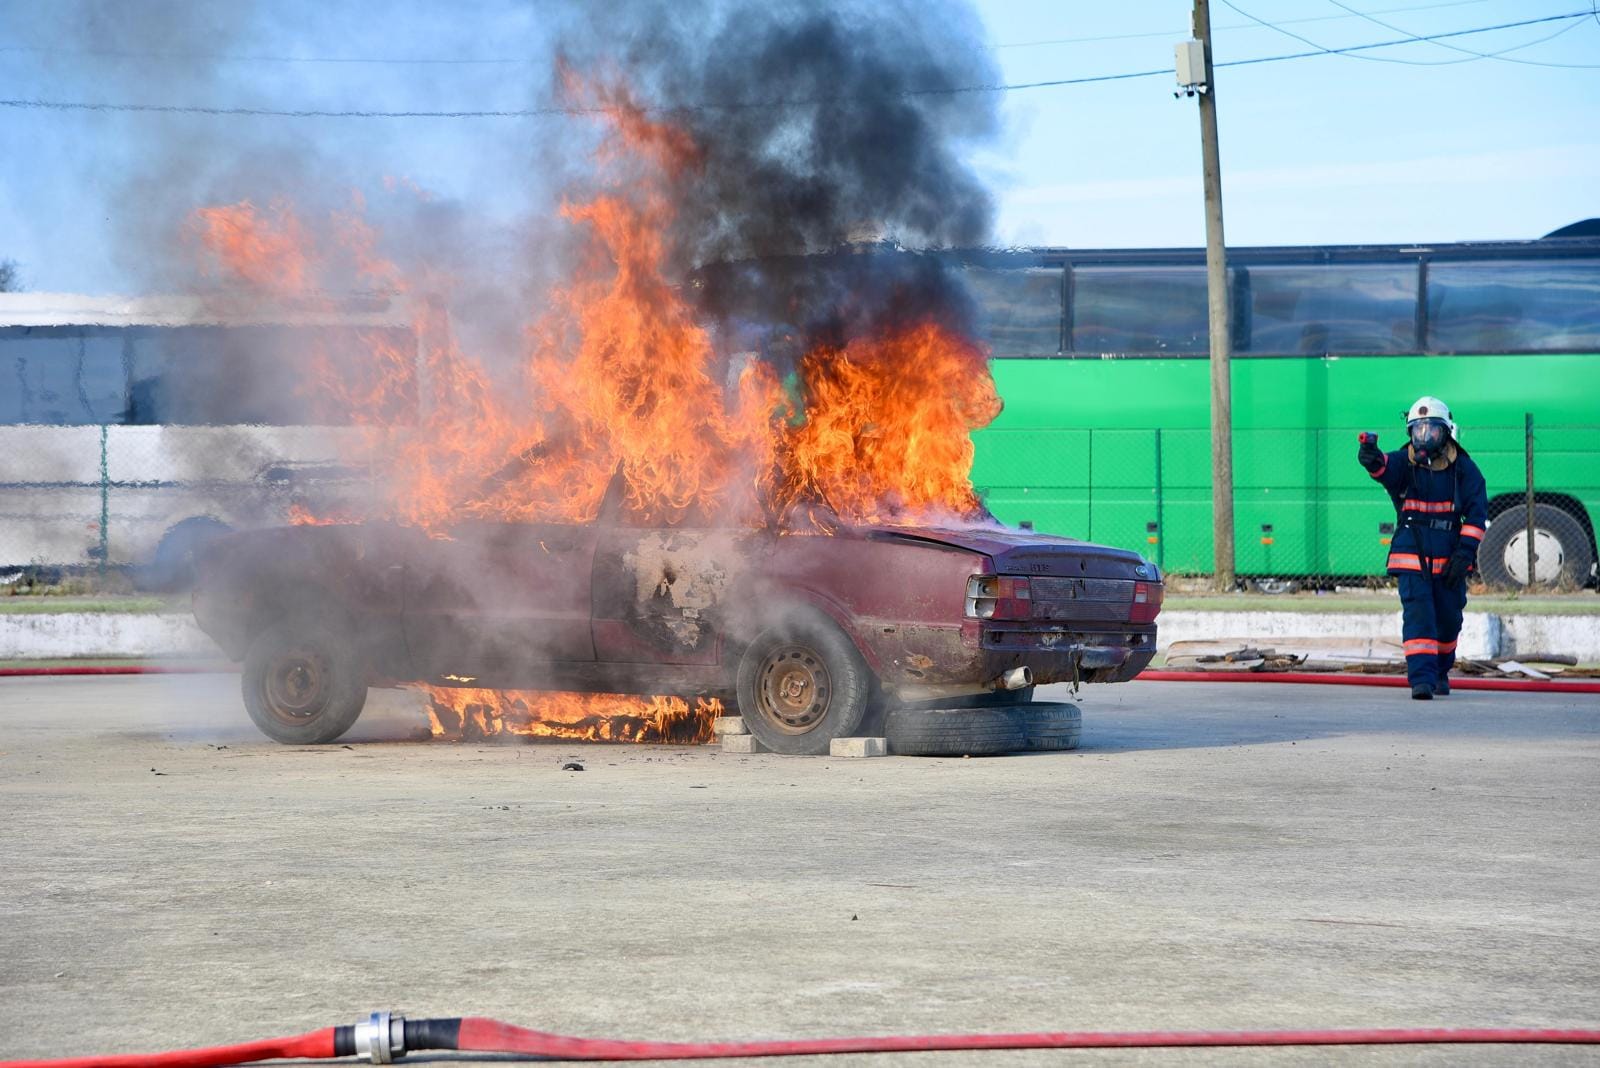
[1,674,1596,1066]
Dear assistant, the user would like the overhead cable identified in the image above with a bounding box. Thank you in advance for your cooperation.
[0,10,1591,120]
[1222,0,1599,67]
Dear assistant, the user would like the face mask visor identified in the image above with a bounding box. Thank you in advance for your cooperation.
[1408,417,1448,457]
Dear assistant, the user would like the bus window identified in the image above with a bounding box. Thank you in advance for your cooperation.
[962,267,1061,355]
[1070,267,1210,354]
[1244,264,1418,354]
[0,328,128,425]
[127,325,417,426]
[1428,259,1600,353]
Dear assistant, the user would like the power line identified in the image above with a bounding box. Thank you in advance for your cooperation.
[0,0,1510,64]
[1319,0,1600,67]
[1221,0,1598,67]
[0,44,523,66]
[0,10,1590,119]
[1213,7,1598,68]
[995,0,1499,49]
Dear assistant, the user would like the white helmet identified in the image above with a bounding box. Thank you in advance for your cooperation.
[1406,395,1458,443]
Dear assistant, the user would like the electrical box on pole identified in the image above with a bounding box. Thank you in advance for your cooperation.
[1182,0,1236,591]
[1175,39,1206,92]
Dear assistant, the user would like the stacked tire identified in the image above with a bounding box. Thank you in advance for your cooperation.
[884,701,1082,757]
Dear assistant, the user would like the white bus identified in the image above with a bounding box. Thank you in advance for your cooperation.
[0,292,415,588]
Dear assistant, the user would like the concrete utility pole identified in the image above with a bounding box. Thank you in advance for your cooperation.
[1190,0,1236,591]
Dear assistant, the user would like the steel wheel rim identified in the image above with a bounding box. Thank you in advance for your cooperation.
[1504,528,1565,585]
[264,650,330,722]
[756,644,832,735]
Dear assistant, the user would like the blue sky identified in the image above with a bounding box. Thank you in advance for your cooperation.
[1,0,1595,293]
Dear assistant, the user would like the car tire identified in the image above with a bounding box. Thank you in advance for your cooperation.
[735,609,872,755]
[242,618,368,745]
[1020,701,1082,751]
[884,707,1025,758]
[135,516,233,593]
[1478,504,1594,589]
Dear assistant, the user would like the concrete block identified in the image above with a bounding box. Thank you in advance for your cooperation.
[721,734,765,754]
[830,737,887,758]
[712,716,748,736]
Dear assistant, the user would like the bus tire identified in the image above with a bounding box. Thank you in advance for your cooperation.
[1478,504,1593,590]
[136,516,233,593]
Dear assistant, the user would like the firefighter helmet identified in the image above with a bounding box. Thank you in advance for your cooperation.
[1406,395,1458,443]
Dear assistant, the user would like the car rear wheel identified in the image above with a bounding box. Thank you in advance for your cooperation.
[242,618,368,745]
[885,706,1025,757]
[735,610,871,755]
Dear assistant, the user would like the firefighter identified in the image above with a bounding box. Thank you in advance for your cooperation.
[1358,397,1489,699]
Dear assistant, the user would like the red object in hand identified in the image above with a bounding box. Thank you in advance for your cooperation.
[1359,432,1378,445]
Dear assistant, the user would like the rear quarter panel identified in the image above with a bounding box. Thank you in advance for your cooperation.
[735,531,986,683]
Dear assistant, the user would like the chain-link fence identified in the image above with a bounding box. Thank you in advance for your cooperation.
[3,419,1597,594]
[974,419,1600,593]
[0,425,375,589]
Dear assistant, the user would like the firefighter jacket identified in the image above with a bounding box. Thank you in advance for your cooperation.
[1366,443,1488,576]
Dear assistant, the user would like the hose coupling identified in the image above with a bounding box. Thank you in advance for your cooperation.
[354,1011,406,1064]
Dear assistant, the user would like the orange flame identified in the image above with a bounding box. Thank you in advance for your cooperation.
[424,687,721,745]
[190,198,311,295]
[187,75,1004,740]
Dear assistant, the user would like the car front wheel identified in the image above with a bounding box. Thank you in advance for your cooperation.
[242,618,368,745]
[735,610,871,755]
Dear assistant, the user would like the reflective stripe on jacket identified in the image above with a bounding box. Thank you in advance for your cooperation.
[1367,446,1489,574]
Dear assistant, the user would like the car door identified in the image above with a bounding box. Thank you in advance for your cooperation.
[589,488,762,667]
[402,520,598,680]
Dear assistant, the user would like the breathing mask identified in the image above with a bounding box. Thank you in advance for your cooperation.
[1408,416,1450,464]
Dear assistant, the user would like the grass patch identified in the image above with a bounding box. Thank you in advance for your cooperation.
[0,597,173,615]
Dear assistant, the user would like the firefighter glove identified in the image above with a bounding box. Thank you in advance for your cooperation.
[1441,547,1474,589]
[1358,438,1384,472]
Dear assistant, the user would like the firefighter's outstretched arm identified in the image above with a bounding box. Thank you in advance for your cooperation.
[1358,435,1406,496]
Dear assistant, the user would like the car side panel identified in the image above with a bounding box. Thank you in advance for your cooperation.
[402,521,597,679]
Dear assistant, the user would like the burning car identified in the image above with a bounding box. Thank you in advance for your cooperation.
[192,473,1161,753]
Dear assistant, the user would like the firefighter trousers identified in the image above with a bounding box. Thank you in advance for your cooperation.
[1398,571,1467,690]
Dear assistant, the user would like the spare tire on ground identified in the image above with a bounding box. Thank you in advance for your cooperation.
[1021,702,1082,751]
[884,706,1025,757]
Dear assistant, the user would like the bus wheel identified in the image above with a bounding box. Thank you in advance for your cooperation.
[1249,577,1301,595]
[1477,504,1594,590]
[135,516,233,593]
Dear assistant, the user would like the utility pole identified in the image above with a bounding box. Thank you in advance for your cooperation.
[1180,0,1236,591]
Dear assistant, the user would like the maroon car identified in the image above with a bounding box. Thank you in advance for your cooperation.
[193,477,1162,753]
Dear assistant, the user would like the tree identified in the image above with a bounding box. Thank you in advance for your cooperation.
[0,260,19,292]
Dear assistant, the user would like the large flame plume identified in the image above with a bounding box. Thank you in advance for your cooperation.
[189,77,1002,742]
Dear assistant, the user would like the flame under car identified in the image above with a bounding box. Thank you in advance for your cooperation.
[193,477,1161,754]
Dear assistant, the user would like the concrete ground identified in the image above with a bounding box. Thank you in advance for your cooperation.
[1,675,1596,1067]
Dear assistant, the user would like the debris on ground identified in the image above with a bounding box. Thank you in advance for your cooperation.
[1164,639,1600,678]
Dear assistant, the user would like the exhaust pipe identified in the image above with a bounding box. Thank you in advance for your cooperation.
[995,666,1032,691]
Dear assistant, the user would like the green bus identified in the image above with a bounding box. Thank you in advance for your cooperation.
[961,230,1600,590]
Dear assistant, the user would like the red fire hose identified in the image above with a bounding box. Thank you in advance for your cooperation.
[4,1014,1598,1068]
[0,665,231,677]
[1137,670,1600,693]
[5,663,1597,694]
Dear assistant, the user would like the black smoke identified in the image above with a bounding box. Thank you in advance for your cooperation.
[557,0,1001,346]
